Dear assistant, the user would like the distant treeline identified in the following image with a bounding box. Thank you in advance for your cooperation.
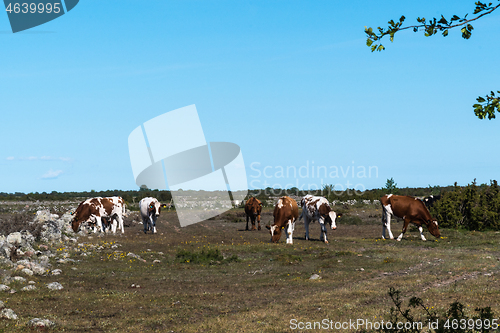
[0,189,172,204]
[246,184,451,203]
[0,184,449,204]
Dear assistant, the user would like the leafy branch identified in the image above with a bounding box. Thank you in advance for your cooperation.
[365,2,500,52]
[365,1,500,120]
[474,91,500,119]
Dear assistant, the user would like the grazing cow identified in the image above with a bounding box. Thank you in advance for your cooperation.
[244,197,262,231]
[266,196,299,244]
[139,197,166,234]
[423,195,441,209]
[71,196,126,233]
[299,194,342,244]
[381,194,441,241]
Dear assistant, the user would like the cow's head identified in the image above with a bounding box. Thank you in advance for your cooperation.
[148,200,162,217]
[266,224,282,243]
[318,203,340,230]
[327,212,342,230]
[426,219,441,238]
[247,198,262,216]
[71,214,82,232]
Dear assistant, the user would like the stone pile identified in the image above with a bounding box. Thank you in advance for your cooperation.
[0,209,77,326]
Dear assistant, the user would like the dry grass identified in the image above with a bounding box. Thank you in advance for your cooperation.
[0,205,499,332]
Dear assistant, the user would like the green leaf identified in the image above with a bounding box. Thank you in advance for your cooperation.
[477,97,486,103]
[438,15,448,25]
[442,30,449,37]
[366,39,373,47]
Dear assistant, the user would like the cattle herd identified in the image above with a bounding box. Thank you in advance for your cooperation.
[70,193,441,243]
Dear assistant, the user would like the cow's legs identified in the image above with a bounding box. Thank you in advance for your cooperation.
[382,205,394,239]
[95,217,103,233]
[320,222,328,244]
[257,214,261,230]
[286,219,295,244]
[151,216,157,234]
[143,217,149,233]
[396,218,411,241]
[116,215,124,234]
[109,217,117,234]
[251,216,256,231]
[418,225,426,241]
[246,215,250,231]
[304,217,310,240]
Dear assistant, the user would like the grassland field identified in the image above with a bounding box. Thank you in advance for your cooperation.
[0,203,499,332]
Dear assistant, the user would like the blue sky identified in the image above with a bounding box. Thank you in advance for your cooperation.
[1,0,499,193]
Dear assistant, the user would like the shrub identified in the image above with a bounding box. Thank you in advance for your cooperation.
[0,213,43,239]
[432,180,500,230]
[372,288,496,333]
[175,248,239,264]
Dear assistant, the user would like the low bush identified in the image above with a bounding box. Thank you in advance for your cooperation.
[432,180,500,230]
[373,287,496,333]
[0,213,43,239]
[175,248,239,264]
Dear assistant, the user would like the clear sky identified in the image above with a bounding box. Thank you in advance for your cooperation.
[1,0,499,194]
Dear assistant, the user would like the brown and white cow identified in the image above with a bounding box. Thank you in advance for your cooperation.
[299,194,342,243]
[266,196,299,244]
[244,197,262,231]
[71,196,126,234]
[381,194,440,241]
[139,197,166,234]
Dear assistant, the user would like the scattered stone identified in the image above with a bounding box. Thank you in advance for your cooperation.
[0,285,10,291]
[6,232,22,245]
[28,281,35,284]
[21,285,36,291]
[31,264,47,276]
[51,269,62,275]
[27,318,55,329]
[13,276,26,283]
[127,252,146,262]
[153,260,161,264]
[21,268,33,276]
[0,308,17,320]
[46,282,63,290]
[130,284,141,288]
[0,300,4,308]
[309,274,321,280]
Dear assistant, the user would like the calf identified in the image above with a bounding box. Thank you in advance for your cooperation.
[381,194,441,241]
[244,197,262,231]
[71,196,126,233]
[139,197,165,234]
[266,196,299,244]
[299,194,342,243]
